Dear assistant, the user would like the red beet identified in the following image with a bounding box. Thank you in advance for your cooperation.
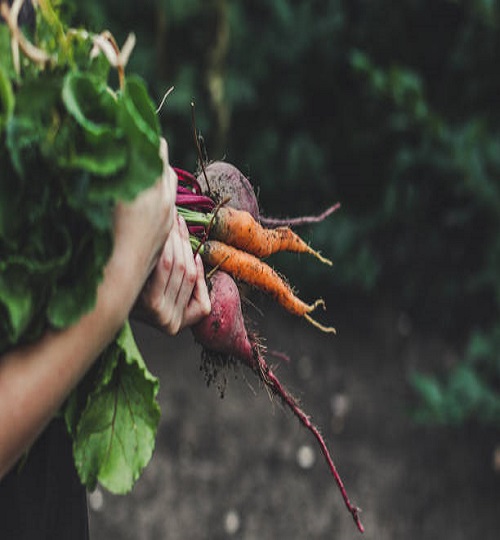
[191,271,364,533]
[196,161,260,220]
[191,270,257,370]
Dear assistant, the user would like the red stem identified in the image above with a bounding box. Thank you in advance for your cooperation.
[268,350,291,363]
[174,167,203,194]
[176,192,216,212]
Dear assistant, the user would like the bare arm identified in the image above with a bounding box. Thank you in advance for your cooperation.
[0,249,138,478]
[0,138,211,478]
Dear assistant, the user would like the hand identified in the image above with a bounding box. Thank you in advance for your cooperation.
[109,138,178,301]
[135,214,211,335]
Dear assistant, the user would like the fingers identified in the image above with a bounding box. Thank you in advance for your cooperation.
[136,200,212,335]
[140,216,199,335]
[160,217,196,333]
[171,216,198,318]
[181,254,212,328]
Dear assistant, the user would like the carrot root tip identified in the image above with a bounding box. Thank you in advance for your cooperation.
[304,313,337,334]
[309,248,333,266]
[310,298,326,311]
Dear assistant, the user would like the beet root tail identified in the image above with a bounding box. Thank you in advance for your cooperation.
[255,350,364,533]
[260,202,342,228]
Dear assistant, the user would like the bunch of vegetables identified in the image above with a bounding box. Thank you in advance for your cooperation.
[0,0,363,533]
[174,162,363,531]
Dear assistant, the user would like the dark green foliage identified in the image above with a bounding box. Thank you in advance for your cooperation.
[412,328,500,427]
[1,3,163,492]
[67,0,500,426]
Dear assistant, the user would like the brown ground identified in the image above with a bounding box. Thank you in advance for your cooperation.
[88,295,500,540]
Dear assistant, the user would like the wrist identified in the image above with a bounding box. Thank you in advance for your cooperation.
[100,241,155,330]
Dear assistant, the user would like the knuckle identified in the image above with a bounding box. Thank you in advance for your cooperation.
[176,261,186,275]
[148,296,164,316]
[185,266,197,286]
[166,317,181,336]
[157,311,172,329]
[201,299,212,318]
[161,253,173,273]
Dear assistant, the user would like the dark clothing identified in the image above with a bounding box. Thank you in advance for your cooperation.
[0,418,89,540]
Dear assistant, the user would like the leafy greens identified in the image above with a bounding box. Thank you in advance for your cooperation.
[0,0,163,493]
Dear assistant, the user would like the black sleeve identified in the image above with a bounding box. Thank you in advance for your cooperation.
[0,418,89,540]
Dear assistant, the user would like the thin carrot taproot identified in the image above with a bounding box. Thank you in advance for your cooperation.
[212,207,333,266]
[193,238,336,334]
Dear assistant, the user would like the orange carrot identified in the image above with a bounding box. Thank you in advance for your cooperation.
[211,207,332,266]
[197,239,336,333]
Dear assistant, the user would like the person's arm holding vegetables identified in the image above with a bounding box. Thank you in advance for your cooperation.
[0,138,211,479]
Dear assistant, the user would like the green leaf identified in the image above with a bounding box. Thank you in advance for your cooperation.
[0,26,15,79]
[63,390,81,439]
[65,171,114,231]
[6,117,42,179]
[1,218,72,276]
[47,227,112,328]
[0,152,24,241]
[0,66,14,133]
[94,75,162,202]
[0,268,35,348]
[122,76,161,143]
[5,74,62,177]
[72,322,160,493]
[61,71,127,176]
[62,71,117,138]
[410,372,448,424]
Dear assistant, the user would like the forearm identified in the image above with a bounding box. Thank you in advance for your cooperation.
[0,250,143,479]
[0,138,177,479]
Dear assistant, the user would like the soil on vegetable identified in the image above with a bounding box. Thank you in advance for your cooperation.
[88,293,500,540]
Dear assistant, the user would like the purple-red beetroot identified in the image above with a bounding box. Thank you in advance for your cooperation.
[196,161,341,228]
[192,271,256,367]
[196,161,260,220]
[191,270,364,533]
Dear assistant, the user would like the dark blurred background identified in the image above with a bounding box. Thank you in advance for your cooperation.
[69,0,500,430]
[65,1,499,537]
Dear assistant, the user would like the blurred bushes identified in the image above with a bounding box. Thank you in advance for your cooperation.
[70,0,500,427]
